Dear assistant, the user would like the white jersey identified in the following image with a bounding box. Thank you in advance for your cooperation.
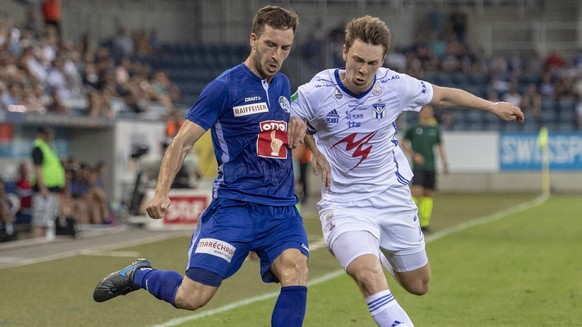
[291,67,433,201]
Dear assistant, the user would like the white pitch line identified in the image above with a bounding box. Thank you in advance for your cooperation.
[153,194,550,327]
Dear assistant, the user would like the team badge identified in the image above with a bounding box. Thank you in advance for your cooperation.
[278,96,291,113]
[334,87,343,99]
[257,120,288,159]
[372,103,386,119]
[372,84,382,96]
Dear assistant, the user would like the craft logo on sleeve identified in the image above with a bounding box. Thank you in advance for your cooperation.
[257,120,288,159]
[195,238,236,262]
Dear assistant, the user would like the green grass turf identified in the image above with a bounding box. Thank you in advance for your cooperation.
[3,193,580,327]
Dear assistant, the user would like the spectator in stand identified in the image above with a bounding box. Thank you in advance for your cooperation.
[503,84,522,107]
[25,7,44,38]
[165,108,184,138]
[46,88,67,113]
[447,3,468,45]
[84,165,109,224]
[544,49,565,72]
[0,179,16,241]
[42,0,61,35]
[16,161,33,224]
[539,71,556,98]
[150,70,181,110]
[521,83,542,125]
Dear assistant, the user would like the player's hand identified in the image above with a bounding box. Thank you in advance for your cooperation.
[311,151,331,189]
[491,102,525,123]
[146,194,171,220]
[287,117,307,149]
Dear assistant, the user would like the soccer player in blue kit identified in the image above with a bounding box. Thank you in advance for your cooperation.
[93,6,309,326]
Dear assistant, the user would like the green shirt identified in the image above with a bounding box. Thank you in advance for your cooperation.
[404,123,442,171]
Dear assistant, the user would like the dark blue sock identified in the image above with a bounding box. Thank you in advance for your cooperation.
[271,286,307,327]
[134,268,182,307]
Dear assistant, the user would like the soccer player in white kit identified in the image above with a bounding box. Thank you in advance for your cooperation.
[291,16,524,327]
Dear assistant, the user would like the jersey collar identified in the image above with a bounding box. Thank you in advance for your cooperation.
[334,68,375,99]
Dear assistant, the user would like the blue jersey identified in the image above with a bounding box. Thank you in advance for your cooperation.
[187,63,296,206]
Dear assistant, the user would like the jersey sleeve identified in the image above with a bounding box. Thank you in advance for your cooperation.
[186,80,231,130]
[290,85,318,134]
[397,75,433,113]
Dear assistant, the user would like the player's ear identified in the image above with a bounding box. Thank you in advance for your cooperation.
[250,33,258,50]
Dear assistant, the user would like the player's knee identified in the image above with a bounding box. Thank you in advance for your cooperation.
[403,275,430,296]
[280,259,309,285]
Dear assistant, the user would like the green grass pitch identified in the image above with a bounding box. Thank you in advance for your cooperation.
[1,193,580,326]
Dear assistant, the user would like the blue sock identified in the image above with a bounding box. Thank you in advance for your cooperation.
[134,268,182,307]
[271,286,307,327]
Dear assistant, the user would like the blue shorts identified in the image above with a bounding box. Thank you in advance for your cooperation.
[186,198,309,283]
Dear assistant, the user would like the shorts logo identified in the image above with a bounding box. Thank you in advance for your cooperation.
[233,102,269,117]
[278,96,291,113]
[195,238,235,262]
[257,120,288,159]
[323,211,335,232]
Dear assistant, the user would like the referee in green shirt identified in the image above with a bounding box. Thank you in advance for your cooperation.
[402,105,449,232]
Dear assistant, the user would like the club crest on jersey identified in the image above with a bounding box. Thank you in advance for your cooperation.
[334,87,343,99]
[233,102,268,117]
[372,84,382,96]
[372,103,386,119]
[257,120,288,159]
[278,96,291,113]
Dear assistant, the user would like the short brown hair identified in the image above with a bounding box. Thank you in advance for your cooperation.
[251,6,299,37]
[344,16,391,57]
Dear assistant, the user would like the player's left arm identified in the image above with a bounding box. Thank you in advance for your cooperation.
[430,85,524,123]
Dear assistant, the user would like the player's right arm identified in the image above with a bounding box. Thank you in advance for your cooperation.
[146,120,206,219]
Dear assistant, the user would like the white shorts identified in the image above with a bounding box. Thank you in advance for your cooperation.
[32,193,59,227]
[317,183,427,272]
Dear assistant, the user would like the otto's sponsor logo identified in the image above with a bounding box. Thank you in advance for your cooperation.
[279,96,291,113]
[233,102,268,116]
[257,120,288,159]
[195,238,236,262]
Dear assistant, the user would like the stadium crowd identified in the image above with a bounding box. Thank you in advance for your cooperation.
[0,6,182,119]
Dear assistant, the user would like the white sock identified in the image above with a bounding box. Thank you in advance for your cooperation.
[366,290,414,327]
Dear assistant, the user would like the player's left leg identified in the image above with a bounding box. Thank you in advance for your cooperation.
[334,232,415,327]
[270,248,309,327]
[253,204,309,327]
